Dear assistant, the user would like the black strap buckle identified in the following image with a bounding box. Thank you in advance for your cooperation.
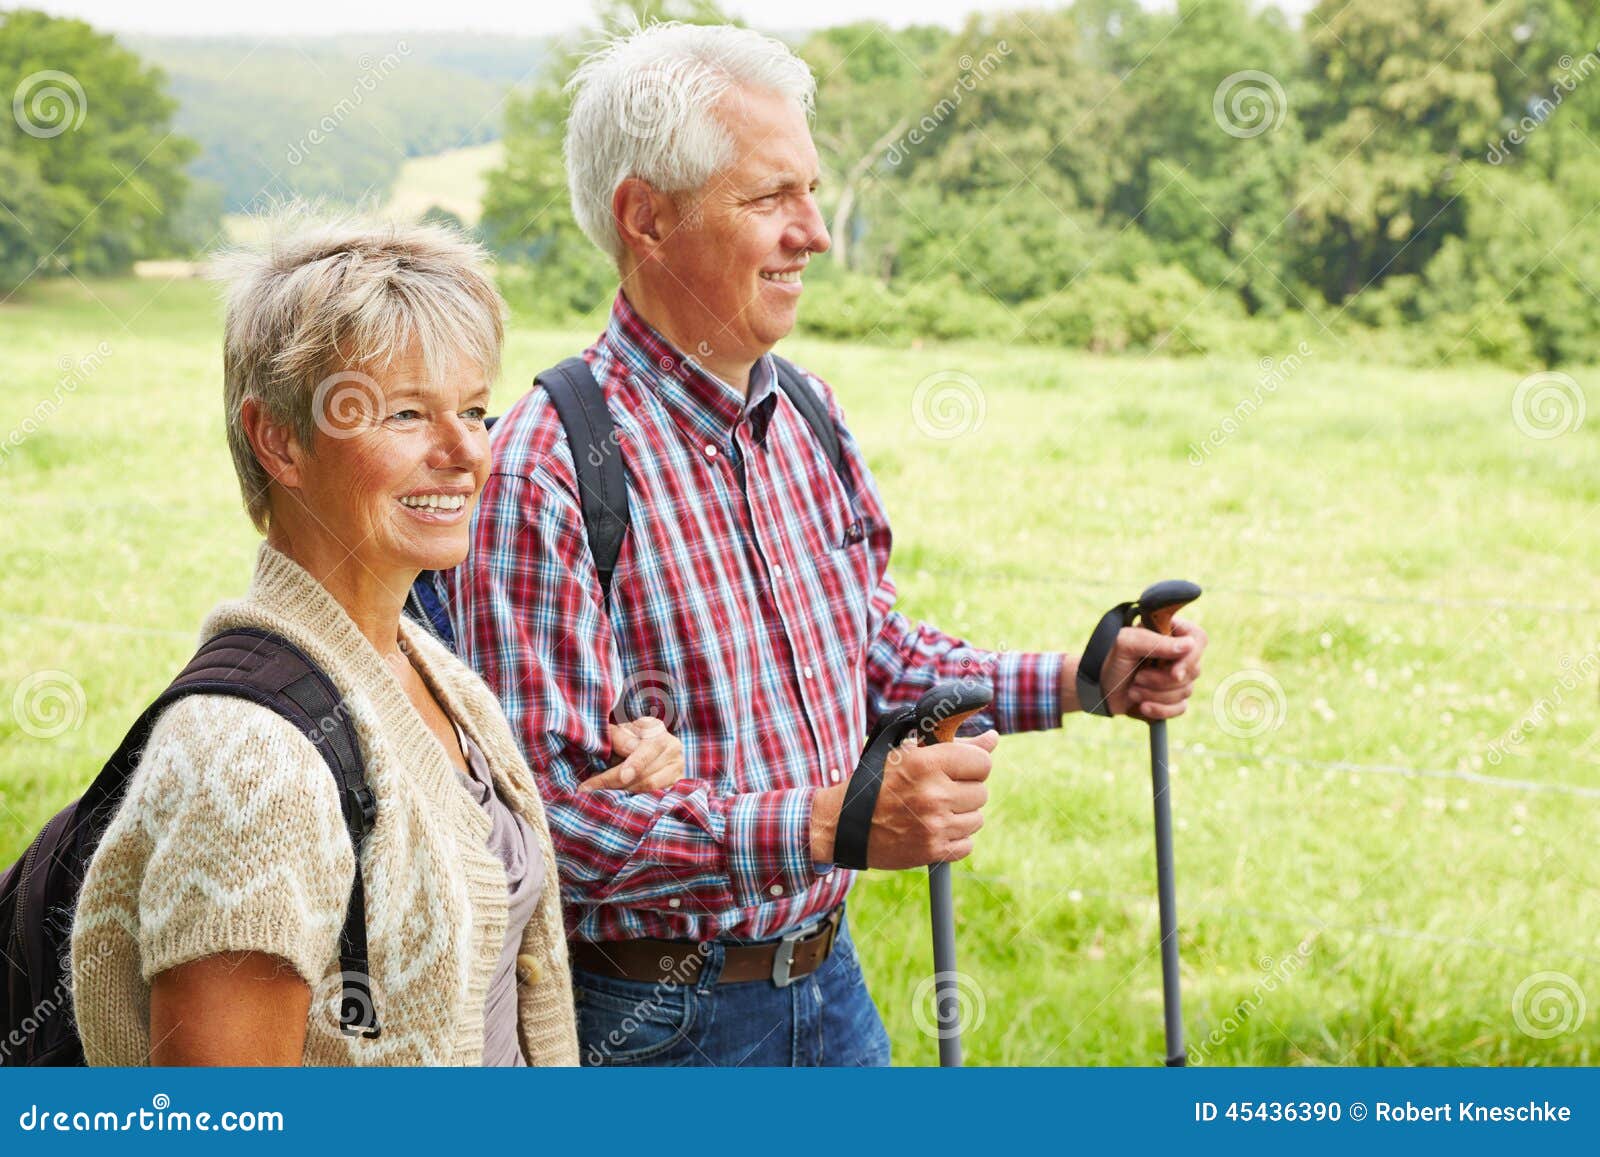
[348,785,378,829]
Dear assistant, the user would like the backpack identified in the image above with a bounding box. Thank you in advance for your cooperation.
[0,627,381,1066]
[406,353,849,651]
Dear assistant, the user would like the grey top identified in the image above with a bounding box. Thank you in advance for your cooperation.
[452,718,545,1067]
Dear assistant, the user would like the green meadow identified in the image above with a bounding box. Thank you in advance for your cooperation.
[2,275,1596,1065]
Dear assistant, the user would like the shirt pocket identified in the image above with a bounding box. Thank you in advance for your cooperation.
[813,515,877,655]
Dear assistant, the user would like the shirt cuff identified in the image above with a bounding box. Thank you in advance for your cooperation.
[992,650,1067,733]
[725,786,822,907]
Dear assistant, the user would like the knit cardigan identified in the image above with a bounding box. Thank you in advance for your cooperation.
[69,542,579,1066]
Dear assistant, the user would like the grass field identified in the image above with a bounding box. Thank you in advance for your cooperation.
[2,275,1596,1066]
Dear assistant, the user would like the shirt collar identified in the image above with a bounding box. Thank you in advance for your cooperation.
[603,290,779,446]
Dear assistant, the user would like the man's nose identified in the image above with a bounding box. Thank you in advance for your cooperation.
[785,196,831,256]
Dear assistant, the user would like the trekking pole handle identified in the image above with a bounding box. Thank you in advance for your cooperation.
[911,679,993,746]
[832,680,993,871]
[1131,579,1202,638]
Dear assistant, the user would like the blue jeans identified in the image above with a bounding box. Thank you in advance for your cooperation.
[573,910,892,1067]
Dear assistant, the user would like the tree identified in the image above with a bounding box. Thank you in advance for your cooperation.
[802,22,949,271]
[478,0,736,318]
[1297,0,1509,302]
[0,9,198,286]
[1112,0,1306,314]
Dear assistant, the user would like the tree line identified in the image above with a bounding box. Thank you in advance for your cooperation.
[6,1,1600,366]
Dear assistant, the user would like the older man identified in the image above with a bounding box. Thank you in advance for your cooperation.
[451,22,1206,1067]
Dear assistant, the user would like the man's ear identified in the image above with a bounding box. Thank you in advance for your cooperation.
[613,177,673,264]
[240,396,306,492]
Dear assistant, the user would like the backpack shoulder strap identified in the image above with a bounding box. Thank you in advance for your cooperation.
[537,356,630,603]
[96,627,382,1039]
[772,355,848,489]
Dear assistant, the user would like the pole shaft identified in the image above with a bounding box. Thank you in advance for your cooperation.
[1149,719,1187,1066]
[929,861,962,1067]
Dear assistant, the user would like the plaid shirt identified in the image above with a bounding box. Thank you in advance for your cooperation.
[451,291,1065,943]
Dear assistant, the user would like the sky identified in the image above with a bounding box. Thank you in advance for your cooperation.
[9,0,1318,37]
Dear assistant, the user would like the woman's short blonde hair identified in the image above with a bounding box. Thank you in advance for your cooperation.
[214,212,506,532]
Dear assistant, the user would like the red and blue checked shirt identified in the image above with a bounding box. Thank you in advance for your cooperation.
[451,291,1066,943]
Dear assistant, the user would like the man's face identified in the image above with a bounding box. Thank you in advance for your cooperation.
[654,85,831,364]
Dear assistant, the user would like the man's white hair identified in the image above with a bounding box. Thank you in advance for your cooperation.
[564,21,816,266]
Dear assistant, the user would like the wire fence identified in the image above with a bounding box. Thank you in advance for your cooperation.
[906,565,1600,618]
[6,605,1598,974]
[4,609,1597,803]
[964,876,1600,966]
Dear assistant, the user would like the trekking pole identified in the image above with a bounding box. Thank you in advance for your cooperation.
[1077,579,1201,1067]
[831,678,994,1067]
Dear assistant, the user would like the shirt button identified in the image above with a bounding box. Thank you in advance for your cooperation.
[829,767,842,783]
[668,897,682,909]
[704,444,719,459]
[772,564,783,578]
[769,885,784,897]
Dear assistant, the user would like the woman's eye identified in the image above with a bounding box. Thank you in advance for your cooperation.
[389,410,422,422]
[461,407,488,423]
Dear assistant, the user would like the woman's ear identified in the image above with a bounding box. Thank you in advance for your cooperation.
[240,396,306,491]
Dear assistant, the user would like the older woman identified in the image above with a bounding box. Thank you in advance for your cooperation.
[68,217,682,1065]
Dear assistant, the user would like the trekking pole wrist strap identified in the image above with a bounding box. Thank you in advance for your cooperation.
[833,705,918,871]
[833,680,996,871]
[1076,601,1138,718]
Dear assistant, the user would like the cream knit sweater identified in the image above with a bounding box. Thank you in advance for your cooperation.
[69,542,579,1066]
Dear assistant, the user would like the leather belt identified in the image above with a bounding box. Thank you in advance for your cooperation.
[569,907,843,989]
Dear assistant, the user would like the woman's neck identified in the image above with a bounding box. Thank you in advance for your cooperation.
[264,523,411,663]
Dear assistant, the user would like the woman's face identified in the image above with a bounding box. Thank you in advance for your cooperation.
[287,342,493,581]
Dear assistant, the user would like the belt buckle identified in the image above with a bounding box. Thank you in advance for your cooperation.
[771,925,808,988]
